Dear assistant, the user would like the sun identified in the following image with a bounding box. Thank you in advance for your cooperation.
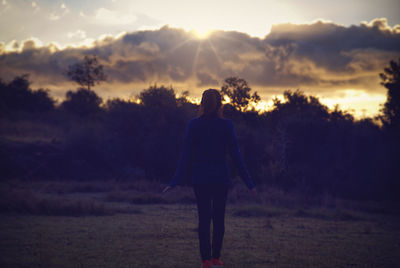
[189,28,214,39]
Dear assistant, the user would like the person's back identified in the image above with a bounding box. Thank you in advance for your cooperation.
[184,114,254,189]
[189,114,230,185]
[190,115,228,163]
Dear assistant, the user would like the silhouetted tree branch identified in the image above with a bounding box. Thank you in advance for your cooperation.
[380,58,400,134]
[65,55,107,91]
[220,77,260,112]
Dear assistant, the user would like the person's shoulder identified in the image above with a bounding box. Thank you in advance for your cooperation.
[187,116,202,127]
[218,117,234,127]
[189,116,202,124]
[193,115,233,127]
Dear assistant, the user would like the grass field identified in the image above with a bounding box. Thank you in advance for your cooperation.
[0,181,399,268]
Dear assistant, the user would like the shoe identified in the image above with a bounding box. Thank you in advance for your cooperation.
[202,259,212,268]
[211,257,223,266]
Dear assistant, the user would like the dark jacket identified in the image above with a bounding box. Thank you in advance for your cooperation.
[168,114,255,189]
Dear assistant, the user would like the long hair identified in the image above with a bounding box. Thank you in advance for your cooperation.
[198,89,223,117]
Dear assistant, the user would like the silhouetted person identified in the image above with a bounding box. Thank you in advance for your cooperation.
[163,89,256,268]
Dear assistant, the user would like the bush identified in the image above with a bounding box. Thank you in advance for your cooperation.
[0,75,55,117]
[61,88,102,117]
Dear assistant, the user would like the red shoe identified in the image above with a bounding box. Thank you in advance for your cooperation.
[211,257,224,266]
[202,259,212,268]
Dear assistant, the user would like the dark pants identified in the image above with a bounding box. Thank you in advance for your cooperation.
[193,184,229,261]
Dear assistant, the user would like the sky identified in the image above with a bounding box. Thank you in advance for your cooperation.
[1,0,400,117]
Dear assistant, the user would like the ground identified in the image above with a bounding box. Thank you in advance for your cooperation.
[1,185,400,268]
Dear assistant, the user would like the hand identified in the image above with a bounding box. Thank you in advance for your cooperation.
[162,186,172,193]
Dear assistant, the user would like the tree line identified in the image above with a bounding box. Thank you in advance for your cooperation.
[1,56,399,201]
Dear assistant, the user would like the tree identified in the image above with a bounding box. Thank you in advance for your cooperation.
[61,88,103,116]
[176,90,190,107]
[380,58,400,196]
[0,74,54,115]
[220,77,260,112]
[380,58,400,133]
[271,89,329,119]
[138,85,177,108]
[65,55,107,91]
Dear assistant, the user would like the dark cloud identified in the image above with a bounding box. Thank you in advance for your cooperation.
[196,72,219,87]
[0,19,399,97]
[265,19,400,73]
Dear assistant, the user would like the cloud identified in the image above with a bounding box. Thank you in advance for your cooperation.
[0,19,399,102]
[197,72,219,87]
[256,18,400,90]
[266,18,399,68]
[0,0,161,49]
[67,30,87,39]
[93,7,137,25]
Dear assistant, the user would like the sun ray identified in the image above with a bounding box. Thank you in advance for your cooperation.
[206,32,243,77]
[165,38,193,55]
[191,41,202,75]
[206,39,223,69]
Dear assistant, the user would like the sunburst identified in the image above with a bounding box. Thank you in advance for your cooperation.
[192,29,213,39]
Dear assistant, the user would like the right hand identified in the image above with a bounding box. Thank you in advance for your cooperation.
[162,186,172,193]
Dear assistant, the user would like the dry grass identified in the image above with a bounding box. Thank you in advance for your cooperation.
[1,181,400,267]
[0,187,109,216]
[0,202,399,267]
[3,180,399,215]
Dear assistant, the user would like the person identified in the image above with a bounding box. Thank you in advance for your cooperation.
[162,89,256,268]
